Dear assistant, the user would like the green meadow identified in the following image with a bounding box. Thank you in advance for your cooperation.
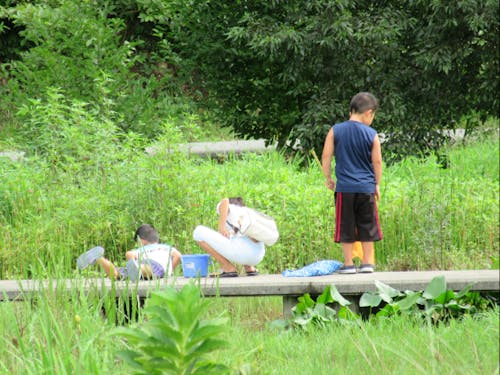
[0,131,498,279]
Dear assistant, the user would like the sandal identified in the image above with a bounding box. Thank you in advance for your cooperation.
[246,270,259,276]
[210,271,238,278]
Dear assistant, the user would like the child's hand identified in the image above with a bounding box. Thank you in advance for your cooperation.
[325,177,335,191]
[218,224,230,238]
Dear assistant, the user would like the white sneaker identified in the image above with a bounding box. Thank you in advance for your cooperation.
[126,259,140,282]
[77,246,104,269]
[338,265,357,274]
[359,264,375,273]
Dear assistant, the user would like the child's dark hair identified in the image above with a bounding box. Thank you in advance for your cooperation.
[350,92,378,114]
[134,224,160,243]
[229,197,245,206]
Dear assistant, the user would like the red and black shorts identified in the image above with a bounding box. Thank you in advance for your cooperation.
[334,192,383,243]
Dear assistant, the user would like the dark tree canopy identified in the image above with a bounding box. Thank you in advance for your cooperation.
[159,0,498,160]
[0,0,497,160]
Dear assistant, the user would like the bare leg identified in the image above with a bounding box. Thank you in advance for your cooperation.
[140,264,153,279]
[361,241,375,264]
[341,242,354,266]
[95,257,120,279]
[171,248,182,270]
[197,240,237,273]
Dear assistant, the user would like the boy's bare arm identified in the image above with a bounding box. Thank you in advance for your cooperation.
[125,250,138,260]
[371,134,382,200]
[321,128,335,190]
[217,198,230,237]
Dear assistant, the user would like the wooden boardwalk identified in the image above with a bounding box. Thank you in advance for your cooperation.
[1,270,498,316]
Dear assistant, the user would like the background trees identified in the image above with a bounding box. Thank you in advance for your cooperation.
[0,0,498,160]
[161,0,498,160]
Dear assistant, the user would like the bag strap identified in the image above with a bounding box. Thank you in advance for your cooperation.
[226,220,240,234]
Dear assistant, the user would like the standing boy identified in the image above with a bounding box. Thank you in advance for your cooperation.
[321,92,383,274]
[77,224,182,281]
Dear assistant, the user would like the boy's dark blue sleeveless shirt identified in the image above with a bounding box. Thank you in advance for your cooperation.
[333,120,377,193]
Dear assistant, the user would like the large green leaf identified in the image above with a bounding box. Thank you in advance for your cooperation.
[376,304,400,317]
[115,349,145,370]
[185,338,230,361]
[435,289,455,304]
[337,306,359,321]
[313,303,336,320]
[293,293,315,315]
[316,285,333,305]
[186,320,229,350]
[423,276,447,300]
[359,291,383,308]
[293,316,313,326]
[329,285,351,306]
[455,283,474,299]
[375,280,402,303]
[396,292,421,310]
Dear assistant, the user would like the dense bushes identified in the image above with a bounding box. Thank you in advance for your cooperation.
[0,0,199,144]
[1,0,497,160]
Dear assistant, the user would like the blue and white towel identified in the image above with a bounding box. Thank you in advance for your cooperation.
[282,260,342,277]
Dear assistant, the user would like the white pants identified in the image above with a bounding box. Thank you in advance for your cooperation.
[193,225,265,266]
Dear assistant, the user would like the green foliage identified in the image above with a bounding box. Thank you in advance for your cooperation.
[0,0,198,141]
[1,0,497,159]
[162,0,498,159]
[115,283,230,374]
[16,87,125,173]
[1,0,135,101]
[273,276,496,332]
[271,285,358,330]
[360,276,495,323]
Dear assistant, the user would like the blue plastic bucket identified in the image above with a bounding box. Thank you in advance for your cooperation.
[182,254,211,278]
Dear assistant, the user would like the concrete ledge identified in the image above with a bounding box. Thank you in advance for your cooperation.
[0,151,25,162]
[145,139,276,157]
[1,270,498,302]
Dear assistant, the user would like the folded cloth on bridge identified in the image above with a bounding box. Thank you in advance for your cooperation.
[282,260,343,277]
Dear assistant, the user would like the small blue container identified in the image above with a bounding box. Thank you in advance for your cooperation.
[182,254,211,278]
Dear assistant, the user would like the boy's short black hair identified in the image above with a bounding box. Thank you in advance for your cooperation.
[134,224,159,243]
[350,92,378,114]
[229,197,245,206]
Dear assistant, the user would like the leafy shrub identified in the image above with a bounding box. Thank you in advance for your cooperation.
[0,0,193,140]
[161,0,498,159]
[273,276,495,331]
[360,276,496,323]
[1,0,135,104]
[16,87,123,173]
[115,283,231,374]
[271,285,358,331]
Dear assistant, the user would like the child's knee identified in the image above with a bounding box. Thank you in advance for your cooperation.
[193,225,209,241]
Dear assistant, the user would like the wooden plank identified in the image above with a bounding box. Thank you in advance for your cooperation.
[1,270,498,302]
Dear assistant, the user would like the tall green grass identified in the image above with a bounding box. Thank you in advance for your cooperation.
[0,135,498,278]
[221,306,499,374]
[1,287,498,374]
